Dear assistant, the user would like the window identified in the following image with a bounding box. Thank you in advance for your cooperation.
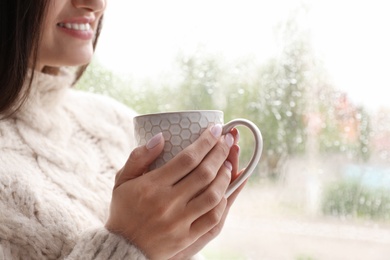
[77,1,390,259]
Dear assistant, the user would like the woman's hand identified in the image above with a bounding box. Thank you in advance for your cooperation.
[105,125,240,259]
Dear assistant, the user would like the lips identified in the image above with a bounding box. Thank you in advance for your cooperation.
[56,20,94,40]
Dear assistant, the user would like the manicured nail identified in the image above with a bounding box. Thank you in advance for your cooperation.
[211,124,223,138]
[146,133,163,150]
[224,160,233,172]
[225,133,234,148]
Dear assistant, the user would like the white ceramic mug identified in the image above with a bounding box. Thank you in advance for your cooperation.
[133,110,263,197]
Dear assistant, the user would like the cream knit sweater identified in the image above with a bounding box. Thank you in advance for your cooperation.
[0,69,149,259]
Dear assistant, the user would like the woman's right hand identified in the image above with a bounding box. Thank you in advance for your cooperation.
[105,124,236,259]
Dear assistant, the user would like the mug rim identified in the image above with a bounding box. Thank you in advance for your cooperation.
[134,110,223,119]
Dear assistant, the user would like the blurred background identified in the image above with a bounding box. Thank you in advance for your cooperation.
[76,0,390,259]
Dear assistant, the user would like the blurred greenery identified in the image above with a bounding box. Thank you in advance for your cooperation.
[76,5,372,182]
[322,179,390,220]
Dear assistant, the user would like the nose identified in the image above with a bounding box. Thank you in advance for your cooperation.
[72,0,106,12]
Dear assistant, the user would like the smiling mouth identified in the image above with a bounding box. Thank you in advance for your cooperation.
[57,23,91,31]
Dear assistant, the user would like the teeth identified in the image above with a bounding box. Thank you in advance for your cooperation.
[58,23,91,31]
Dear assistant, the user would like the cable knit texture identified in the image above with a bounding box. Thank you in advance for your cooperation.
[0,69,149,259]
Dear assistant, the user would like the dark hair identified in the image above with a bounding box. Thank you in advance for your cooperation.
[0,1,103,117]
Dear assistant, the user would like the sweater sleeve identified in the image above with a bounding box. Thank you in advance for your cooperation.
[0,189,149,260]
[66,227,147,260]
[0,151,148,260]
[0,164,206,260]
[66,228,206,260]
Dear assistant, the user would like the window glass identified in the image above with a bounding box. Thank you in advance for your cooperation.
[77,1,390,259]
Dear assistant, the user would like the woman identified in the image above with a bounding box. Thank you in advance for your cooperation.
[0,0,244,259]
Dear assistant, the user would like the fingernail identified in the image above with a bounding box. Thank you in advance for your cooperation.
[146,133,163,150]
[211,124,222,138]
[224,160,233,172]
[225,133,234,148]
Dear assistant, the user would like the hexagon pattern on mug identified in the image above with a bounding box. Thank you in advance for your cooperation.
[134,111,224,170]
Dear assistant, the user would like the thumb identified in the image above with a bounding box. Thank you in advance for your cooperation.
[115,133,164,187]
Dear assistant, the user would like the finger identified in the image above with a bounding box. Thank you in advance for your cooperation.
[194,172,246,239]
[187,177,247,254]
[170,176,247,260]
[155,124,223,185]
[188,201,226,243]
[226,144,240,183]
[189,196,227,241]
[226,127,239,181]
[174,133,234,201]
[184,161,232,221]
[229,127,240,145]
[115,133,164,188]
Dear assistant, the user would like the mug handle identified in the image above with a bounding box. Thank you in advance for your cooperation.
[222,119,263,197]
